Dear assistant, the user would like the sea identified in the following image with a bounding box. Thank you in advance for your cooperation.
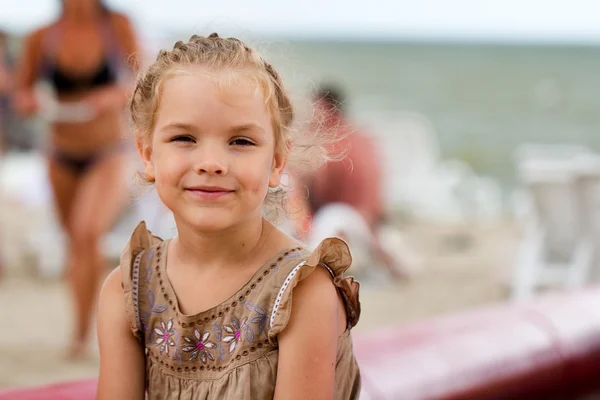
[261,39,600,196]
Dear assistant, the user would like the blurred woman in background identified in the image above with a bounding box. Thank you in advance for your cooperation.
[13,0,140,358]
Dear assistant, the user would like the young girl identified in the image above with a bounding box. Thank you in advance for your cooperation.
[97,33,361,399]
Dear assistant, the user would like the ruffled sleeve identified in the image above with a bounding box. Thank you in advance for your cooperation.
[267,238,361,341]
[120,221,163,341]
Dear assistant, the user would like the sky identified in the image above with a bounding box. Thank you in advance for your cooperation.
[2,0,600,43]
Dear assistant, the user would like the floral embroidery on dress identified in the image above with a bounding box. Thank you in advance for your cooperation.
[154,319,176,355]
[213,321,227,361]
[149,307,273,362]
[142,289,168,343]
[173,334,184,363]
[182,329,217,363]
[223,317,249,354]
[146,300,273,362]
[245,302,267,334]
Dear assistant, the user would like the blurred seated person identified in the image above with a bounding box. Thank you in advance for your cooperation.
[291,85,420,280]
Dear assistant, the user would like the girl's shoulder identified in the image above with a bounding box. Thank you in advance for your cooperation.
[265,237,361,340]
[120,221,164,275]
[119,222,164,341]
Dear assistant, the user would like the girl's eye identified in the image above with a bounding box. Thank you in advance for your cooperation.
[231,138,255,147]
[171,136,195,143]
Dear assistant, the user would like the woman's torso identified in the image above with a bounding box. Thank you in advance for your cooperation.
[39,17,127,153]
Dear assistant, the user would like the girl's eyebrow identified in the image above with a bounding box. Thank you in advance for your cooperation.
[229,123,266,135]
[159,122,195,132]
[158,122,266,136]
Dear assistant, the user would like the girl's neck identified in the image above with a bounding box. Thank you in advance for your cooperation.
[172,216,273,271]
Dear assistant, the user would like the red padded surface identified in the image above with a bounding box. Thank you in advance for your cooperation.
[355,287,600,400]
[0,379,97,400]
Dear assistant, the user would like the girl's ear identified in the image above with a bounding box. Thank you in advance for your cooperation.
[269,150,287,188]
[136,137,156,182]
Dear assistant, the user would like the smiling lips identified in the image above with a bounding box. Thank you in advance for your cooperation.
[185,185,235,200]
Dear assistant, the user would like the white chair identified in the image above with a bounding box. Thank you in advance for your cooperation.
[573,155,600,283]
[511,144,592,223]
[362,111,503,223]
[511,150,600,300]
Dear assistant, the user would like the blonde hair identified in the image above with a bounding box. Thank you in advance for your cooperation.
[129,33,340,218]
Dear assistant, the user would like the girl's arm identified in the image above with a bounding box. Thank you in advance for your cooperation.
[97,267,146,400]
[274,267,344,400]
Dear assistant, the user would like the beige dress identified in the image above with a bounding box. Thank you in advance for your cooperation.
[121,222,362,399]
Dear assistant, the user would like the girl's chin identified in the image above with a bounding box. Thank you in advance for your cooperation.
[170,204,263,233]
[180,211,241,232]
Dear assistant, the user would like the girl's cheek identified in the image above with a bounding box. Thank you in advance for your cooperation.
[248,172,269,196]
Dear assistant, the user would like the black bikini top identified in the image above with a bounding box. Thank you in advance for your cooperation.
[40,19,123,95]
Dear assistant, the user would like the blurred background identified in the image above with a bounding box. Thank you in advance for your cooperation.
[1,0,600,394]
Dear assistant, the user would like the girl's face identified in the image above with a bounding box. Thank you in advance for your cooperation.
[139,67,286,233]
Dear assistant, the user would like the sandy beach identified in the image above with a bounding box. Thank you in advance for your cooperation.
[0,215,520,390]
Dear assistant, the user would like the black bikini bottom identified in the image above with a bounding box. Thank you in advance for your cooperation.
[51,141,129,176]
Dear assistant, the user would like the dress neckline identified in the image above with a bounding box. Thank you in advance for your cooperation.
[158,239,303,320]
